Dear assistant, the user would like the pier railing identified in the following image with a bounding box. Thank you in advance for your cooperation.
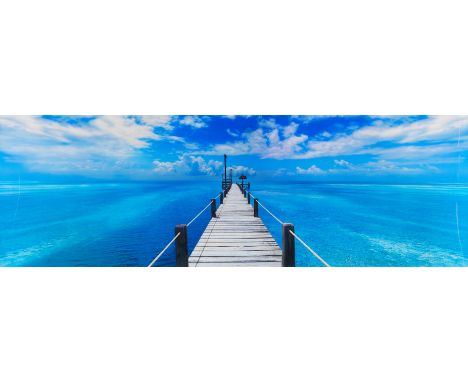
[147,183,330,267]
[248,190,330,267]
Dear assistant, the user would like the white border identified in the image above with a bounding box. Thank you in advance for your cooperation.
[1,268,468,382]
[1,1,468,381]
[1,0,468,115]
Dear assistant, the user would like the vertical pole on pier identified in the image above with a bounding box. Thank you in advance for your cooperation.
[220,192,224,204]
[211,199,217,218]
[243,189,246,198]
[282,223,295,267]
[175,224,188,267]
[224,154,227,190]
[247,191,251,204]
[254,198,259,217]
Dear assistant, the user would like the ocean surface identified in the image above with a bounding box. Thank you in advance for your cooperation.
[0,181,467,266]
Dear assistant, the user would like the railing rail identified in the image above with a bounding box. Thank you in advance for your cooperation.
[249,191,331,267]
[186,201,213,227]
[147,190,225,267]
[148,232,181,267]
[289,230,330,267]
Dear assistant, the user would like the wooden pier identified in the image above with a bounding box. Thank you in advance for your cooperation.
[148,154,330,268]
[189,184,282,267]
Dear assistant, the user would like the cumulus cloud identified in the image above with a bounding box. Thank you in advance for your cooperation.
[153,154,224,176]
[153,155,256,177]
[200,118,308,159]
[178,116,209,129]
[201,115,468,169]
[334,159,352,167]
[231,165,256,176]
[138,115,173,130]
[296,165,325,175]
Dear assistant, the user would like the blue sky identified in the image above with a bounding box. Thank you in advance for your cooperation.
[0,115,467,182]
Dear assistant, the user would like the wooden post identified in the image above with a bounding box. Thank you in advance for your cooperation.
[254,198,259,217]
[220,192,223,204]
[247,191,251,204]
[282,223,295,267]
[211,198,216,218]
[243,189,246,198]
[224,154,227,188]
[175,224,188,267]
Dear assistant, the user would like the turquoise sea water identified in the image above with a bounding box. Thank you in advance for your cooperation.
[0,181,467,266]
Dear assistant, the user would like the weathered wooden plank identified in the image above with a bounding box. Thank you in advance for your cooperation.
[190,262,282,267]
[194,244,277,248]
[192,246,281,251]
[190,256,281,263]
[194,242,279,246]
[191,250,282,256]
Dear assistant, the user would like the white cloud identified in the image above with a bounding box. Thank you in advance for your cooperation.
[178,116,209,129]
[90,115,166,148]
[153,154,224,176]
[0,115,184,175]
[282,123,299,138]
[200,118,308,159]
[363,160,429,174]
[221,115,253,120]
[296,165,325,175]
[209,115,467,165]
[226,128,239,137]
[299,115,468,159]
[328,159,440,175]
[318,131,332,139]
[152,155,256,177]
[367,142,468,160]
[334,159,352,167]
[139,115,173,130]
[231,165,256,176]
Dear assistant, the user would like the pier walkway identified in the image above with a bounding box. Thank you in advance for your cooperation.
[148,181,330,268]
[189,184,282,267]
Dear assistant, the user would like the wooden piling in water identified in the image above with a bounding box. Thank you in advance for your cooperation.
[175,224,188,267]
[282,223,295,267]
[211,199,217,218]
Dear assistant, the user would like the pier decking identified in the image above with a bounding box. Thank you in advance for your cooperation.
[189,185,282,267]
